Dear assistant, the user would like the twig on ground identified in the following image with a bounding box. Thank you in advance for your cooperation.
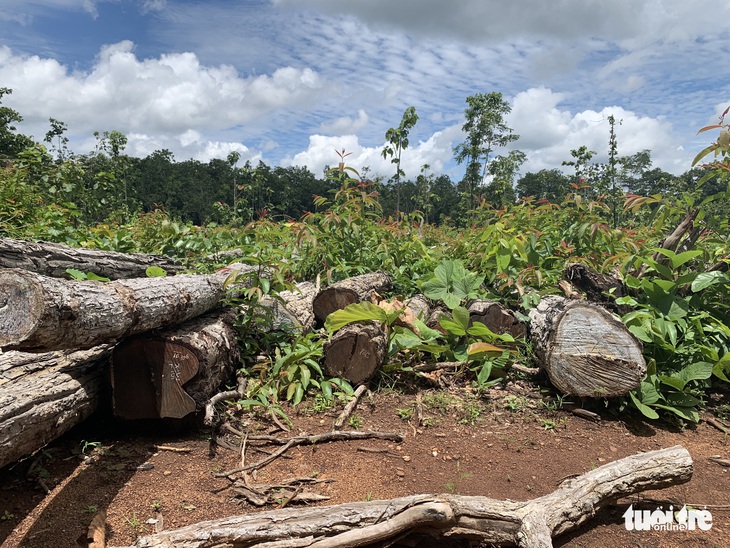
[212,430,404,477]
[333,384,369,430]
[704,416,729,434]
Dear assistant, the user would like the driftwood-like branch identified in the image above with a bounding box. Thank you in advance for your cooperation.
[333,384,369,430]
[213,430,404,477]
[116,445,693,548]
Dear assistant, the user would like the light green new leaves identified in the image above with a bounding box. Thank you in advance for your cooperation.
[421,260,485,309]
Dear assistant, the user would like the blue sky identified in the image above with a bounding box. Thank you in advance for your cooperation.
[1,0,729,181]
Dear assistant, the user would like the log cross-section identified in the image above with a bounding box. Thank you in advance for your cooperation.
[529,295,646,398]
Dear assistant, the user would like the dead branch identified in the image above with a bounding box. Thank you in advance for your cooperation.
[333,384,369,430]
[116,445,693,548]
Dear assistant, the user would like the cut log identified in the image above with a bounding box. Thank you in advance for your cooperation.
[312,271,393,324]
[111,310,239,420]
[563,263,627,313]
[260,280,318,333]
[113,445,692,548]
[0,237,183,278]
[0,266,251,352]
[0,346,111,469]
[528,295,645,398]
[468,299,527,339]
[322,322,387,385]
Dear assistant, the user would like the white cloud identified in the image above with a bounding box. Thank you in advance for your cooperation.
[319,110,370,135]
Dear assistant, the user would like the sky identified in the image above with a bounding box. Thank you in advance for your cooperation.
[1,0,729,182]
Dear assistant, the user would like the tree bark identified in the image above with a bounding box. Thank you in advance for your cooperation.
[0,267,244,352]
[312,271,393,324]
[260,281,318,333]
[0,346,111,469]
[528,295,645,398]
[110,310,240,420]
[114,445,692,548]
[468,299,527,339]
[563,263,628,313]
[0,237,183,279]
[323,322,387,385]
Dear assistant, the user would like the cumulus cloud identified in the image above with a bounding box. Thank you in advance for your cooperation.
[0,41,329,161]
[319,110,370,135]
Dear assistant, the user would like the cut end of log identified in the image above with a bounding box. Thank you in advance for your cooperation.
[323,323,386,385]
[313,287,359,323]
[112,339,199,419]
[530,296,646,398]
[0,269,43,348]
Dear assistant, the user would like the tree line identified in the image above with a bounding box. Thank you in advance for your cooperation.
[1,86,725,233]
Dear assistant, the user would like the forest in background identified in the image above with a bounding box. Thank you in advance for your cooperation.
[1,86,729,425]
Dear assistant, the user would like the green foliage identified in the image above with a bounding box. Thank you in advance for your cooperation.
[420,260,485,309]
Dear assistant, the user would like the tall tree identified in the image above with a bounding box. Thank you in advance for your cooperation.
[382,106,419,214]
[516,169,571,203]
[0,88,33,159]
[453,92,519,212]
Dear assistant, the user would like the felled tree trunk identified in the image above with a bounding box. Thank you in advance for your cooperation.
[563,263,627,313]
[260,280,318,333]
[0,346,111,469]
[468,299,527,339]
[0,237,183,278]
[323,323,387,385]
[111,310,240,420]
[0,267,245,352]
[528,295,645,398]
[114,445,692,548]
[312,271,393,324]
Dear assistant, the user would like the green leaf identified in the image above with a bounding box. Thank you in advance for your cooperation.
[712,354,730,382]
[145,266,167,277]
[692,271,726,292]
[439,317,466,336]
[65,268,88,280]
[651,248,703,270]
[452,306,471,332]
[672,362,714,386]
[86,272,110,282]
[325,302,387,334]
[629,391,660,420]
[653,403,699,423]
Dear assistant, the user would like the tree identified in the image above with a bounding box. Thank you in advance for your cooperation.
[484,150,526,207]
[562,145,600,198]
[227,151,241,218]
[382,106,419,215]
[516,169,570,203]
[453,92,519,212]
[44,118,70,161]
[0,88,34,159]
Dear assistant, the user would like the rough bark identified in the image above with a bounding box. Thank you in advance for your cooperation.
[468,299,527,339]
[114,445,692,548]
[0,267,246,351]
[563,263,626,303]
[323,322,387,385]
[528,295,645,397]
[260,281,318,333]
[0,346,111,469]
[111,310,240,420]
[312,271,393,324]
[0,237,183,279]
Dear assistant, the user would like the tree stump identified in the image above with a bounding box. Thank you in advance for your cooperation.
[111,310,239,420]
[112,445,692,548]
[528,295,645,397]
[312,271,393,324]
[0,346,111,469]
[323,323,387,385]
[0,237,183,278]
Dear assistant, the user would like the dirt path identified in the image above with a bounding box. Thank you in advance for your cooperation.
[1,386,728,547]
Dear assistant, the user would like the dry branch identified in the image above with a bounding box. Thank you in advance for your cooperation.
[115,445,692,548]
[333,384,369,430]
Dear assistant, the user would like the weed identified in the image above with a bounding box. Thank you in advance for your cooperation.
[348,414,363,429]
[80,440,102,454]
[397,406,414,421]
[124,512,142,532]
[422,392,458,414]
[81,505,99,515]
[312,393,334,414]
[151,499,163,512]
[1,510,15,521]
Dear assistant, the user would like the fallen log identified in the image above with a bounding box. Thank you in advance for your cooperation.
[0,237,183,278]
[563,263,628,313]
[312,271,393,324]
[114,445,692,548]
[260,280,318,333]
[0,346,111,469]
[0,266,251,351]
[322,322,387,385]
[110,310,240,420]
[528,295,645,398]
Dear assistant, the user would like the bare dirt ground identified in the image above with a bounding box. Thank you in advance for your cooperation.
[1,380,729,548]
